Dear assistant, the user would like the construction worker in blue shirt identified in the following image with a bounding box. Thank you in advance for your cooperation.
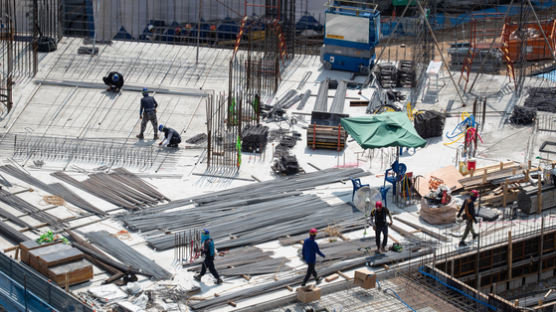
[301,228,325,286]
[103,72,124,92]
[136,88,159,140]
[194,229,223,284]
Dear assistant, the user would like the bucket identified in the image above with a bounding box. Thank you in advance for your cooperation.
[467,159,476,171]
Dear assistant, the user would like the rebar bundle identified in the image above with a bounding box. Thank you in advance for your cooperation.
[524,87,556,113]
[0,220,31,244]
[0,165,104,216]
[52,170,167,211]
[188,247,291,277]
[85,231,172,280]
[0,188,62,227]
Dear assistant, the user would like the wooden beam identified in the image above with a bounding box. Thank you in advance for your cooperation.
[393,217,449,242]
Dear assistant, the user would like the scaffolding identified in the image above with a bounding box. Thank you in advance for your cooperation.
[0,0,61,116]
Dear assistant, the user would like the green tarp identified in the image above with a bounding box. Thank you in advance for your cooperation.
[340,112,426,149]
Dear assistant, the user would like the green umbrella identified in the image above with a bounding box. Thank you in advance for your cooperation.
[340,112,426,149]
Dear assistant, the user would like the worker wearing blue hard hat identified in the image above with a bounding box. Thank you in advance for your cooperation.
[194,229,223,284]
[158,124,182,148]
[103,71,124,92]
[136,88,159,140]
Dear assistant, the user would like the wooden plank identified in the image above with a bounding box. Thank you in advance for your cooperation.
[47,259,93,286]
[38,247,84,274]
[415,166,464,197]
[393,216,450,242]
[28,243,71,270]
[508,231,512,280]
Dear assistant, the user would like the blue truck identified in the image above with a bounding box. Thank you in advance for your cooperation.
[320,1,381,74]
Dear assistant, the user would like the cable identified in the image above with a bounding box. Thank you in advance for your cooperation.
[375,277,417,312]
[418,266,497,311]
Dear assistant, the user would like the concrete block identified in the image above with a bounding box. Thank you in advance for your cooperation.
[525,274,538,285]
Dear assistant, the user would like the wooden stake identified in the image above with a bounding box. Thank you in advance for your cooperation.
[14,246,19,260]
[325,274,339,282]
[241,274,251,281]
[336,271,351,280]
[503,180,508,208]
[65,273,69,292]
[227,301,237,307]
[482,169,487,184]
[286,285,293,291]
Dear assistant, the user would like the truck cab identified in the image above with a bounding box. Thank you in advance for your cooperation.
[320,0,381,74]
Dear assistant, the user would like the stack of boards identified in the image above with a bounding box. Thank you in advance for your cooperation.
[20,240,93,286]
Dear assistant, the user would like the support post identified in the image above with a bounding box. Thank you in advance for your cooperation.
[196,0,201,64]
[538,215,545,282]
[508,231,512,280]
[537,168,542,214]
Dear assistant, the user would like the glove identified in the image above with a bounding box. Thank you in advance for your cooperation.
[159,142,163,146]
[139,116,142,119]
[389,221,393,226]
[372,225,376,231]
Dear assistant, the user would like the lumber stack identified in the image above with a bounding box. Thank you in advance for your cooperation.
[307,124,347,150]
[20,240,93,287]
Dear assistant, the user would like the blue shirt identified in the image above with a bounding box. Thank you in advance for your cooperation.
[201,234,215,257]
[302,237,325,264]
[140,96,158,116]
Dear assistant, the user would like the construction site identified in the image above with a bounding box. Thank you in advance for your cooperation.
[0,0,556,311]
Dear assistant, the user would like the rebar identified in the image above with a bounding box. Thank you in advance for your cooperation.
[85,230,172,281]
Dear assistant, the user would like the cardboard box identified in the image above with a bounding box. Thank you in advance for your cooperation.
[354,268,376,289]
[296,286,321,303]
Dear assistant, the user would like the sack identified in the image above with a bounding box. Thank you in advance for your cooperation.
[419,198,458,225]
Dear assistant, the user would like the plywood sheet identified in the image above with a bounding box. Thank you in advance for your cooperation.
[416,166,464,197]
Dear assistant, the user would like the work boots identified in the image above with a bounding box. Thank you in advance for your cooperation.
[216,278,223,284]
[193,274,201,282]
[136,134,144,140]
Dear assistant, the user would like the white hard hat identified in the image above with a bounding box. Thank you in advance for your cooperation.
[365,198,371,203]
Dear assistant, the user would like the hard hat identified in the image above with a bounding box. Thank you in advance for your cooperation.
[202,229,209,235]
[309,228,317,235]
[113,73,120,82]
[375,201,383,208]
[365,198,371,203]
[142,88,148,95]
[147,24,154,32]
[470,190,479,198]
[158,124,164,132]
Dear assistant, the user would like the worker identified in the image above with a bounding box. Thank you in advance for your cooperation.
[369,201,393,253]
[136,88,159,140]
[301,228,325,287]
[158,125,181,148]
[194,229,223,284]
[103,72,124,92]
[457,189,479,247]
